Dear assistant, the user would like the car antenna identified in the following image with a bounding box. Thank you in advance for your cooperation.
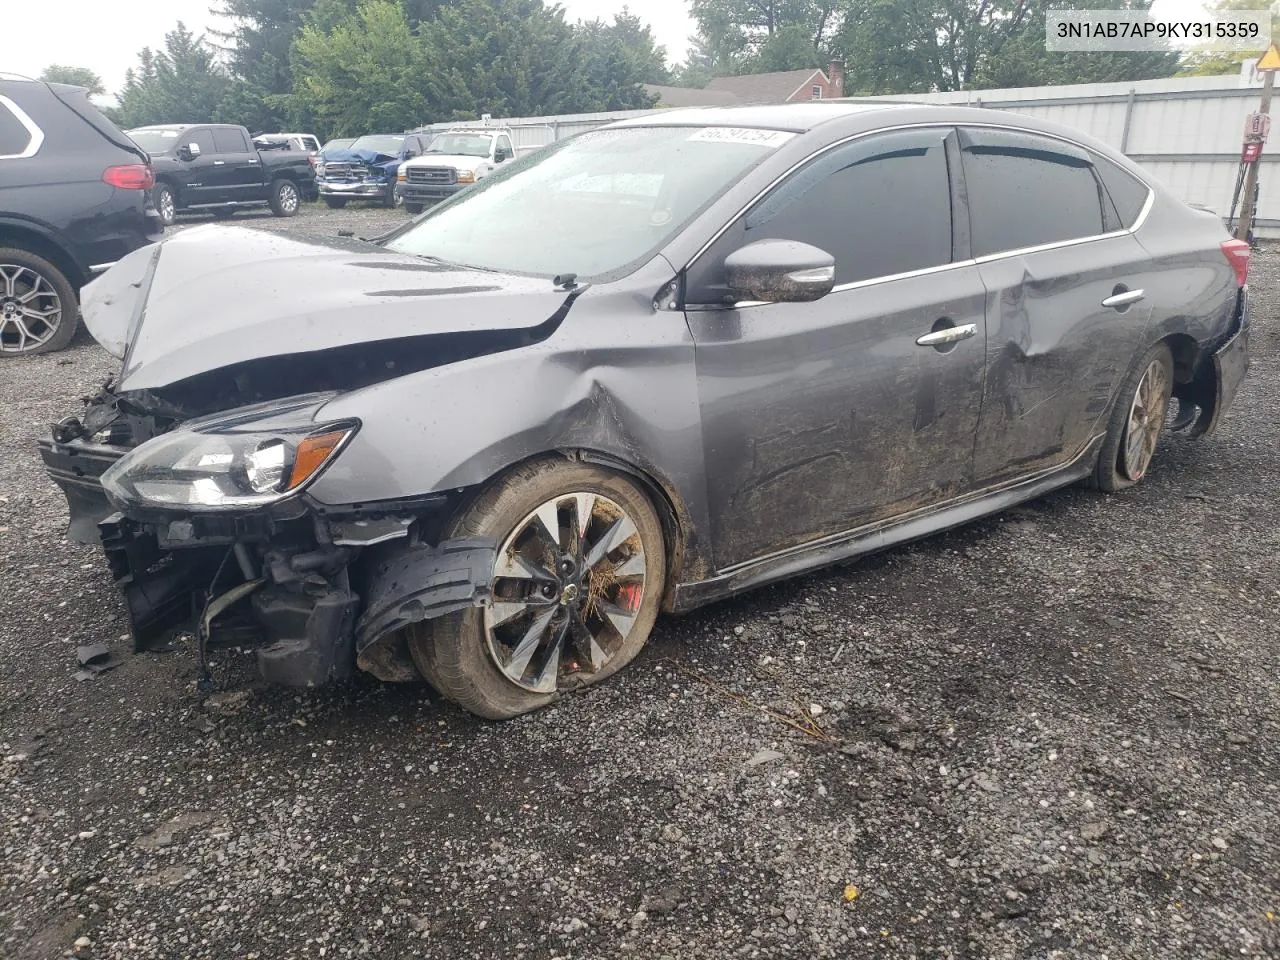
[553,273,578,290]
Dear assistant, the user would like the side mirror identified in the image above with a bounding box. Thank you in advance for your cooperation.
[179,142,201,161]
[723,239,835,303]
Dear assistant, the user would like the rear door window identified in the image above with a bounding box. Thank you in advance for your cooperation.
[1095,156,1151,228]
[959,128,1107,257]
[212,127,248,154]
[188,128,216,155]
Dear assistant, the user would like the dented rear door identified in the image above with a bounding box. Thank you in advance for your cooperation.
[958,127,1153,483]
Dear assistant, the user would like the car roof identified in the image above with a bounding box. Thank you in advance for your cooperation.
[606,102,921,133]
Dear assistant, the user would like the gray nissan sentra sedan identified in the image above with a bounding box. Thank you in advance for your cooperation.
[40,103,1250,719]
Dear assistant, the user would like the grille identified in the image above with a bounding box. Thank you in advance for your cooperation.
[322,162,356,179]
[407,166,457,185]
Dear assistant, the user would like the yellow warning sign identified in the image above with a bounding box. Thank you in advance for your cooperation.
[1256,44,1280,71]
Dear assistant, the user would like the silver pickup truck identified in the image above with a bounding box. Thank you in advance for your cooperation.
[396,127,526,213]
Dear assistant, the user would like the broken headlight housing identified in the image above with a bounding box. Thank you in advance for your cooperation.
[100,394,357,512]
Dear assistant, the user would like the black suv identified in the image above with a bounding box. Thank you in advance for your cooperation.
[0,74,162,356]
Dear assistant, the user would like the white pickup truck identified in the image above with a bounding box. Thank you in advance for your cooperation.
[396,127,525,214]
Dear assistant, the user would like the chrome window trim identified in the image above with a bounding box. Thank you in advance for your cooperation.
[681,120,1156,308]
[0,95,45,160]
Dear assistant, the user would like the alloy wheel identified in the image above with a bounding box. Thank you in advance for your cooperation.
[1120,357,1171,481]
[0,264,63,354]
[158,188,175,224]
[280,183,299,213]
[484,491,648,694]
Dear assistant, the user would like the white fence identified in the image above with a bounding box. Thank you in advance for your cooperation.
[416,70,1280,235]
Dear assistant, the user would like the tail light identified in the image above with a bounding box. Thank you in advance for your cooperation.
[103,164,155,191]
[1221,238,1250,287]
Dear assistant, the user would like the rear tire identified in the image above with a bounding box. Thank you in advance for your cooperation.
[407,458,666,720]
[0,247,79,357]
[323,196,348,209]
[268,179,300,217]
[153,183,177,226]
[1092,341,1174,492]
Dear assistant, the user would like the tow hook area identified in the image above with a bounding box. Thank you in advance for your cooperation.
[354,538,496,682]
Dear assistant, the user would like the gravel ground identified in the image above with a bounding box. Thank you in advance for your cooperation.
[1,208,1278,960]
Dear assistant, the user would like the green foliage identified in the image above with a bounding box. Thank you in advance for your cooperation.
[38,66,105,96]
[688,0,838,74]
[291,0,427,136]
[1178,0,1278,77]
[575,9,669,109]
[117,24,232,129]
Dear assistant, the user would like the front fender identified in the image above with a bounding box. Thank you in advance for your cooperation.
[304,268,711,573]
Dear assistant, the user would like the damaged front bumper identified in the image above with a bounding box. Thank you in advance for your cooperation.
[39,435,494,688]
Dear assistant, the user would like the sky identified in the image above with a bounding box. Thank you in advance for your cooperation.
[6,0,697,100]
[3,0,1236,102]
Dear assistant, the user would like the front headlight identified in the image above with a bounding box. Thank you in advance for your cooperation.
[315,162,326,177]
[100,396,357,512]
[456,169,476,184]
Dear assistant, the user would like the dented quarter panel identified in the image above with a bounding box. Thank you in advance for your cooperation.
[972,233,1155,484]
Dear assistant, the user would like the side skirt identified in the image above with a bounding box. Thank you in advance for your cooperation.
[671,435,1103,614]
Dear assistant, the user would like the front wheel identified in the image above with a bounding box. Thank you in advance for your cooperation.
[408,459,667,720]
[404,202,425,215]
[268,179,300,217]
[323,196,348,209]
[1093,341,1174,491]
[153,183,177,226]
[384,184,402,209]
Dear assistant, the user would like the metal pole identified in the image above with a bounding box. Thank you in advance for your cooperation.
[1236,68,1274,242]
[1119,89,1137,155]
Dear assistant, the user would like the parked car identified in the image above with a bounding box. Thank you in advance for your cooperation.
[39,104,1249,720]
[315,133,432,208]
[130,123,318,226]
[253,132,322,171]
[0,73,162,356]
[396,126,520,213]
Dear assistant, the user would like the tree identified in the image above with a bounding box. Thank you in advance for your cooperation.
[671,32,724,87]
[576,9,669,108]
[38,66,105,95]
[689,0,840,72]
[117,24,232,128]
[291,0,428,136]
[834,0,1178,94]
[421,0,593,118]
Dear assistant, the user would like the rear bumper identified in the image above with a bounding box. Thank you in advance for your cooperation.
[1190,286,1250,437]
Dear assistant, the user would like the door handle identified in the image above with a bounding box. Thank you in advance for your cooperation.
[1102,288,1144,309]
[916,323,977,347]
[212,160,225,165]
[246,159,259,164]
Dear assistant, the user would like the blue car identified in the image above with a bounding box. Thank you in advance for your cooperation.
[315,133,432,208]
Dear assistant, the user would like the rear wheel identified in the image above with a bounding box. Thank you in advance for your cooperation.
[1093,341,1174,491]
[153,183,177,226]
[323,196,348,209]
[0,248,79,357]
[269,179,300,217]
[408,459,666,720]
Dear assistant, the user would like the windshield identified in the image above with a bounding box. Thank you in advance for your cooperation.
[321,138,355,154]
[128,128,183,154]
[426,133,492,157]
[385,125,793,279]
[347,135,404,156]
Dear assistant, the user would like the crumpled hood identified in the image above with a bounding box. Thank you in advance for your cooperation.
[82,224,573,392]
[321,148,399,174]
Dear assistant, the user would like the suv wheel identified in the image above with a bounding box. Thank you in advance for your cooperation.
[153,183,177,227]
[0,248,79,356]
[323,196,348,209]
